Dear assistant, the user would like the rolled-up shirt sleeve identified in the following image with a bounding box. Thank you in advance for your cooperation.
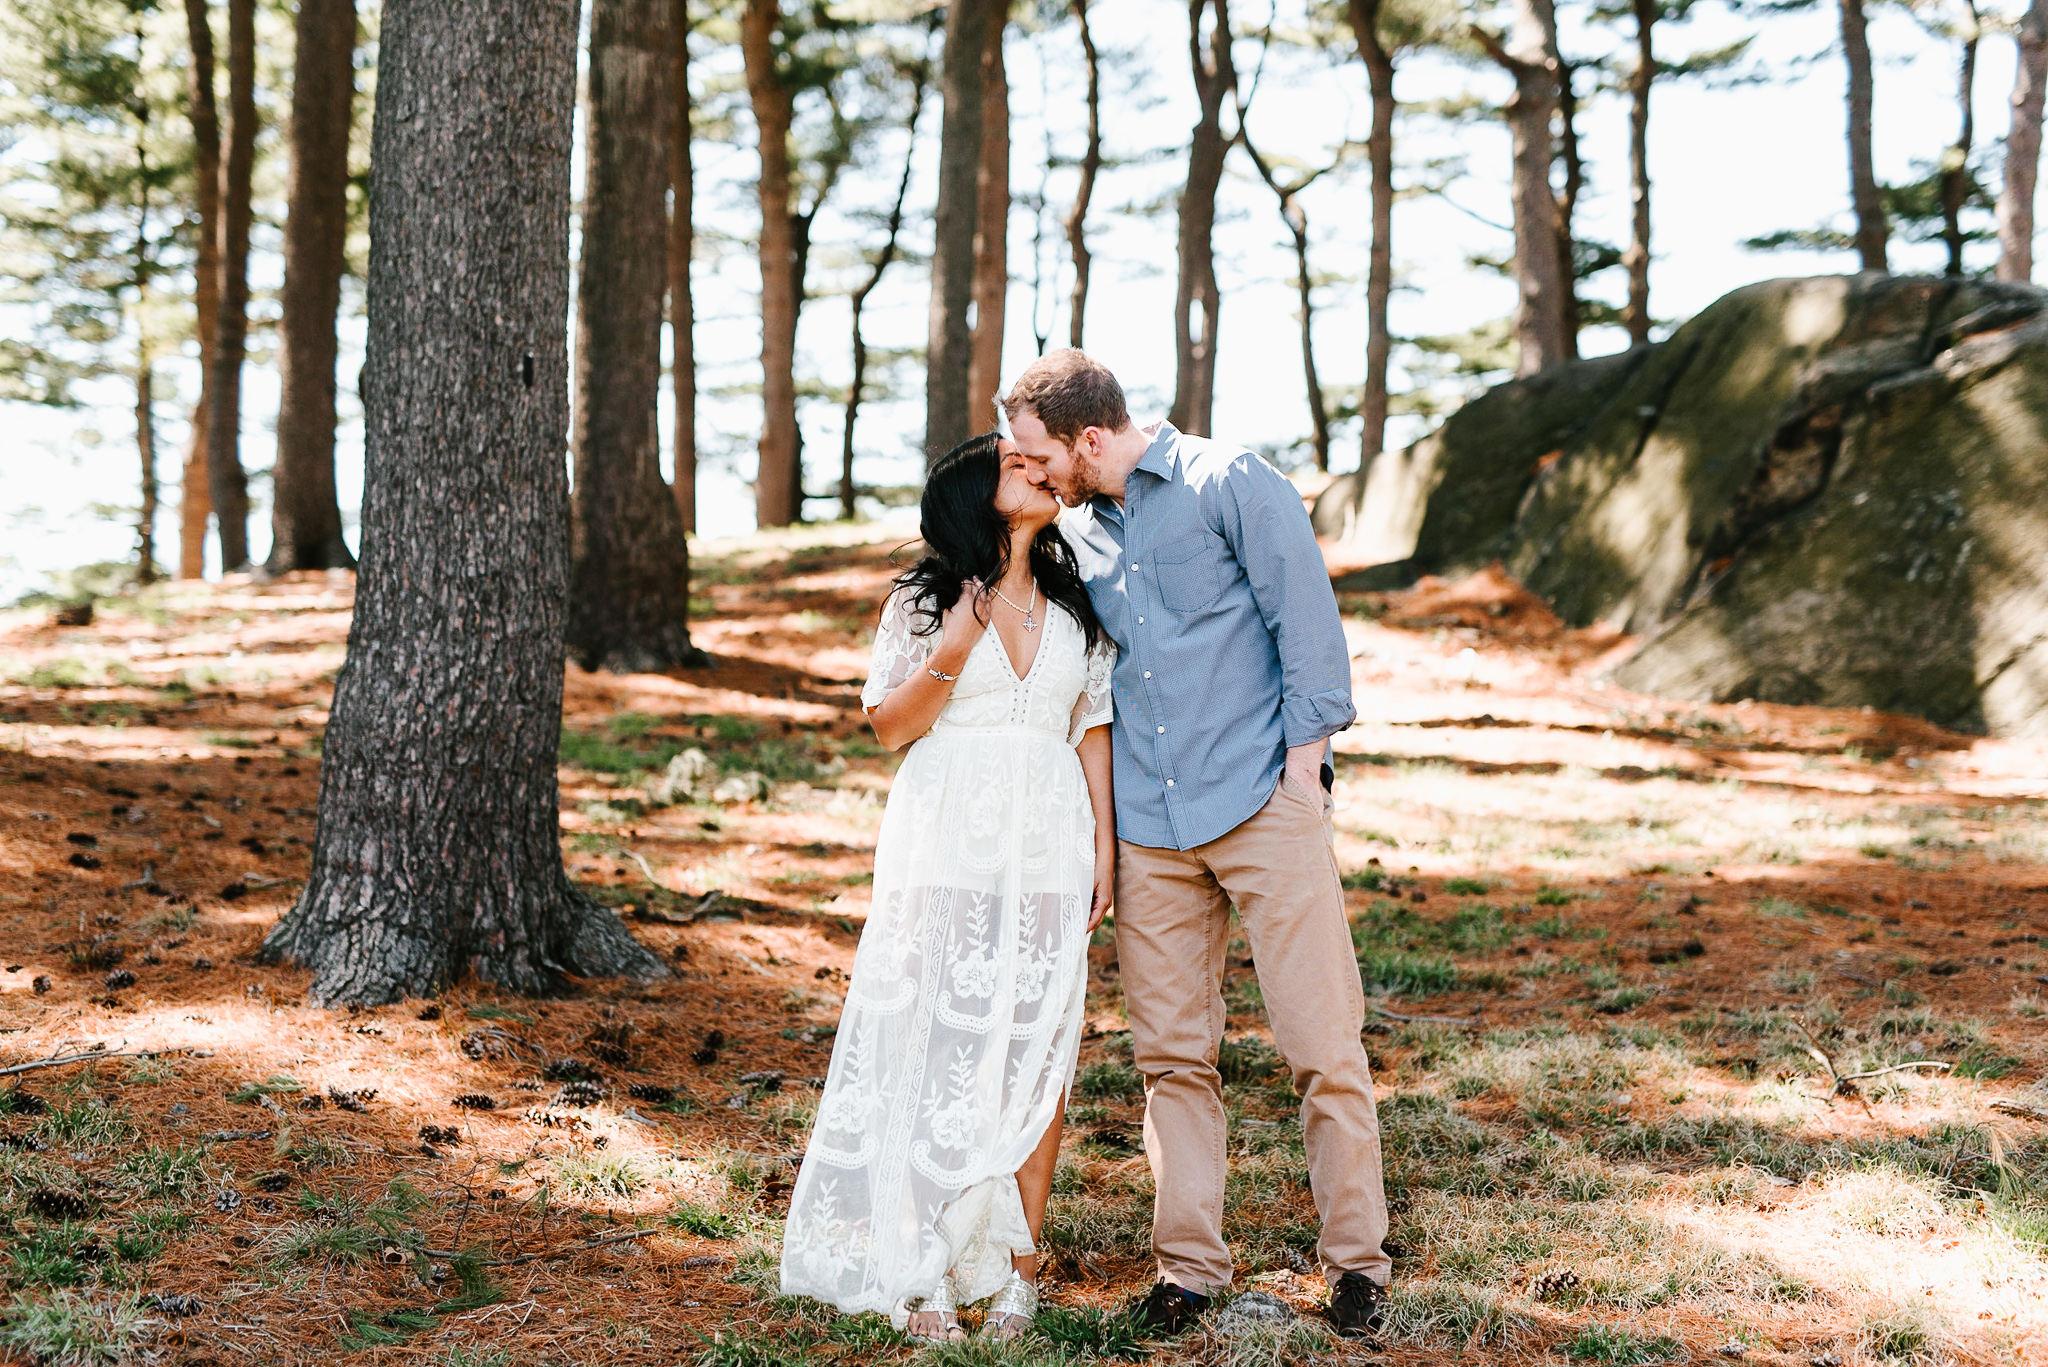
[1217,456,1357,748]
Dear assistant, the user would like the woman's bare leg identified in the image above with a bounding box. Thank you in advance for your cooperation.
[988,1096,1066,1336]
[1013,1100,1066,1279]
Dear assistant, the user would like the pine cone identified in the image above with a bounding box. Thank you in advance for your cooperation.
[26,1188,91,1221]
[450,1094,496,1111]
[554,1080,603,1108]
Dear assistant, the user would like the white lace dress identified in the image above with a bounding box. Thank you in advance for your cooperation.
[780,587,1114,1325]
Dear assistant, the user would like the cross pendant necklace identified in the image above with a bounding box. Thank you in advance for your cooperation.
[991,580,1039,631]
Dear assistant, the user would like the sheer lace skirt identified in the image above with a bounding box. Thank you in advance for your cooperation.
[779,727,1094,1324]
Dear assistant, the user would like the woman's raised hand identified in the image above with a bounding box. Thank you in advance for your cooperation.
[937,579,992,657]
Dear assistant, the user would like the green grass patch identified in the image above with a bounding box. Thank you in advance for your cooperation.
[226,1075,304,1104]
[0,1290,146,1365]
[1076,1060,1144,1101]
[1358,950,1461,997]
[1563,1324,1685,1363]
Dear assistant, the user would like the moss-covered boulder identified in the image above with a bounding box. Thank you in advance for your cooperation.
[1316,274,2048,735]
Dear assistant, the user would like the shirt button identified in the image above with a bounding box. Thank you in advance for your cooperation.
[1143,671,1152,679]
[1166,779,1176,787]
[1156,725,1165,733]
[1137,616,1145,624]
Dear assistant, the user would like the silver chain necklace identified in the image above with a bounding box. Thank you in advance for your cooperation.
[990,579,1039,632]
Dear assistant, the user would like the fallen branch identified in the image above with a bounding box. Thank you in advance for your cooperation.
[1833,967,1880,988]
[1371,1005,1481,1028]
[1838,1060,1951,1082]
[420,1227,658,1268]
[0,1046,176,1078]
[1989,1098,2048,1122]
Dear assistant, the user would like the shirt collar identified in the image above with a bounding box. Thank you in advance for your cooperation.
[1090,422,1178,519]
[1133,422,1178,480]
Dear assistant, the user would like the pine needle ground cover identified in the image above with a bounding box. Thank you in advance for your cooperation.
[0,526,2043,1366]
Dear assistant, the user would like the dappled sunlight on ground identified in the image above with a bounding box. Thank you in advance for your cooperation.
[1,530,2044,1365]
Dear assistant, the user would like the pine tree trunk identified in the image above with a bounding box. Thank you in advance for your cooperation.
[1278,184,1326,470]
[1348,0,1394,467]
[136,349,158,583]
[742,0,801,524]
[133,73,159,587]
[967,13,1008,430]
[1941,7,1980,278]
[206,0,255,571]
[669,0,696,532]
[267,0,359,575]
[178,0,219,581]
[1839,0,1887,272]
[926,0,996,464]
[1065,0,1100,350]
[1554,59,1583,362]
[259,0,667,1005]
[1997,0,2047,281]
[569,0,703,673]
[843,64,927,520]
[1169,0,1235,438]
[1623,0,1654,347]
[1477,0,1568,375]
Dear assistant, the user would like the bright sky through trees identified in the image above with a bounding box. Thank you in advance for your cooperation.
[0,0,2003,597]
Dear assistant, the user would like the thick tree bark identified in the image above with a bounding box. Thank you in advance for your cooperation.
[1623,0,1654,346]
[1554,58,1583,361]
[1065,0,1101,350]
[1940,3,1980,278]
[668,0,696,532]
[267,0,359,575]
[1839,0,1887,272]
[742,0,801,524]
[967,12,1009,430]
[260,0,667,1005]
[1475,0,1569,375]
[1997,0,2047,281]
[1347,0,1394,468]
[1169,0,1235,438]
[178,0,220,580]
[925,0,997,464]
[569,0,703,673]
[206,0,255,571]
[843,63,928,520]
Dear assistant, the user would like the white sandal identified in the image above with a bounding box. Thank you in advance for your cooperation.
[907,1276,965,1343]
[985,1267,1039,1339]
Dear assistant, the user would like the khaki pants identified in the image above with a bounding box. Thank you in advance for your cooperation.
[1114,775,1390,1292]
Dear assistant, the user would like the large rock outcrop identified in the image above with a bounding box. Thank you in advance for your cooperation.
[1313,275,2048,736]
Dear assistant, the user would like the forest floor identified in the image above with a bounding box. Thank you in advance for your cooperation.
[1,521,2045,1367]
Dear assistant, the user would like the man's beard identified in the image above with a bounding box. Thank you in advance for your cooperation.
[1059,443,1105,505]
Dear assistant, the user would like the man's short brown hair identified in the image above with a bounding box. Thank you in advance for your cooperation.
[999,349,1130,444]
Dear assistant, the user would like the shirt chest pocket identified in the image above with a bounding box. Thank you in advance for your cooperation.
[1152,532,1227,612]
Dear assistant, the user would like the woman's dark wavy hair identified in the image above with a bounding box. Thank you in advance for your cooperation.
[895,431,1100,650]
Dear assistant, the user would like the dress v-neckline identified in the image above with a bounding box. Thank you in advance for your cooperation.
[989,602,1047,682]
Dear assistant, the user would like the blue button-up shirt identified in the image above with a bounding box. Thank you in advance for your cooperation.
[1060,422,1356,851]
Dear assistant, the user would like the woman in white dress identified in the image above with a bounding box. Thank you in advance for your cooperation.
[779,433,1116,1341]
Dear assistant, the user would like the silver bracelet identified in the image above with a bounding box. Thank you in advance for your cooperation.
[927,665,957,682]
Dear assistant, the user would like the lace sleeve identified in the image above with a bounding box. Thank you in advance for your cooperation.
[1067,634,1117,745]
[862,588,937,712]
